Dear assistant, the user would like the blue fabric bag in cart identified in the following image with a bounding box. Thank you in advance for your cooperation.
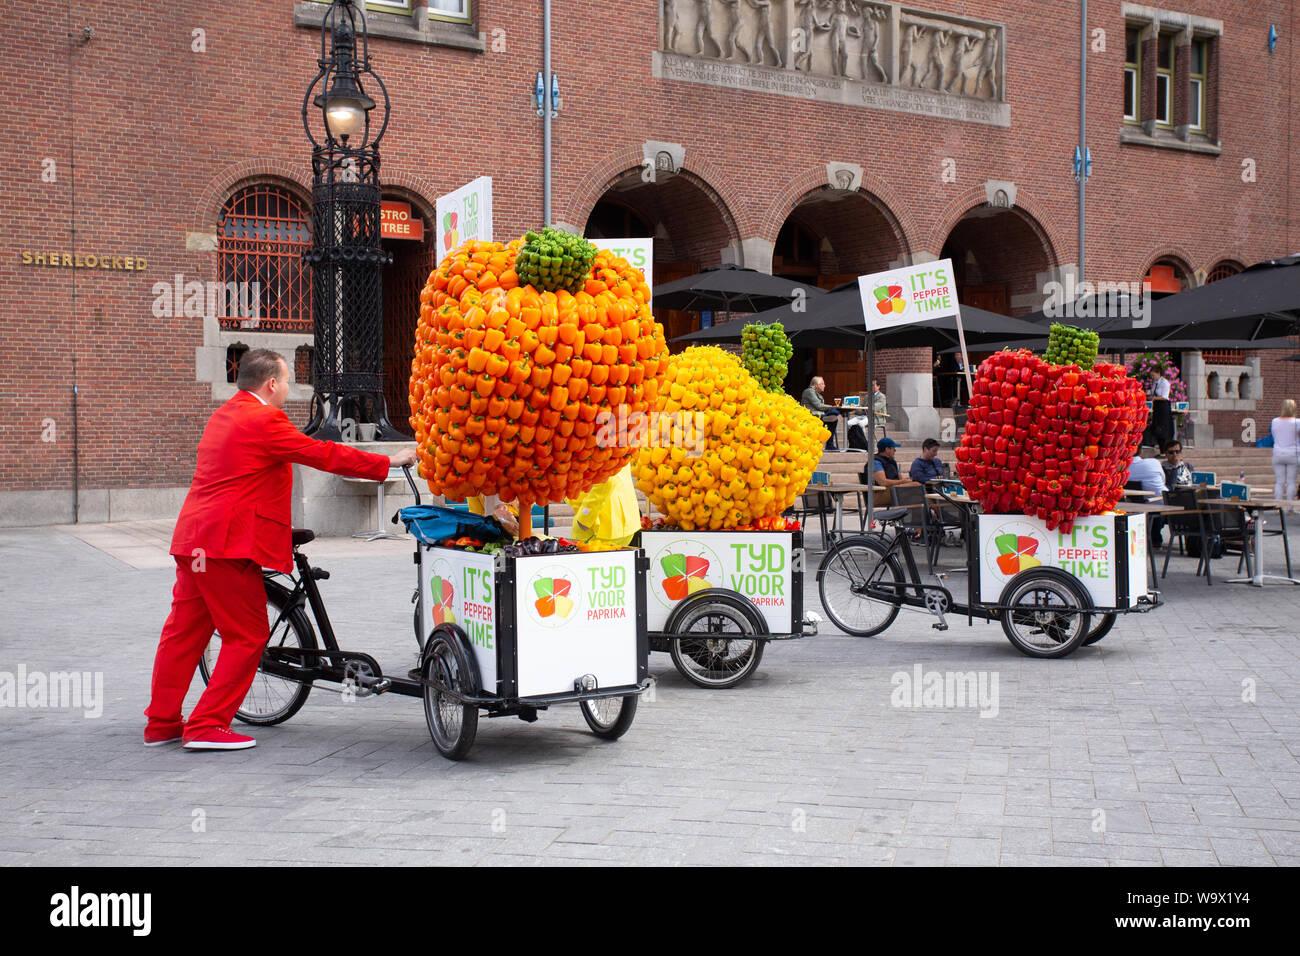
[396,505,505,546]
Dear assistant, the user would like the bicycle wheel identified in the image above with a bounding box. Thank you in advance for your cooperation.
[1082,612,1117,646]
[817,535,905,637]
[669,593,766,689]
[999,569,1092,658]
[199,580,315,726]
[422,628,479,760]
[580,694,638,739]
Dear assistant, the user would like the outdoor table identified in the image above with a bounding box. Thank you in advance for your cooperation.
[1117,502,1189,585]
[342,468,408,542]
[807,482,881,543]
[825,405,883,449]
[1203,498,1300,587]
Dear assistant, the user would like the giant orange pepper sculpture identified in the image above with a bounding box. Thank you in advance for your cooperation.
[409,229,669,532]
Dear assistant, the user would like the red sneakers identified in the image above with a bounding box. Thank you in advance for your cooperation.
[143,720,185,747]
[182,727,256,751]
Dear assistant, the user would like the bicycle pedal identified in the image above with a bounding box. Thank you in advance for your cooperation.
[932,622,949,631]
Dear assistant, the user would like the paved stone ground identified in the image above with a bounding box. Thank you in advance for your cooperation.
[1,519,1298,867]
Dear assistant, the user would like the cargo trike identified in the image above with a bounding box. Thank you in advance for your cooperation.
[637,527,819,687]
[816,484,1161,658]
[200,466,651,760]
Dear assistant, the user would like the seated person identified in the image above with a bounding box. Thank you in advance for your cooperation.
[800,376,841,451]
[1160,439,1194,488]
[909,438,944,483]
[871,437,914,506]
[1128,452,1167,500]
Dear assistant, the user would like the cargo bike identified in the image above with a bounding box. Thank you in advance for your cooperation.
[636,528,819,687]
[200,466,650,760]
[816,483,1161,658]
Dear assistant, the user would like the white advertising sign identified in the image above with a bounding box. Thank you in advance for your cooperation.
[435,176,493,256]
[419,545,498,691]
[977,513,1147,610]
[857,258,961,333]
[513,550,639,698]
[641,531,794,633]
[589,238,654,300]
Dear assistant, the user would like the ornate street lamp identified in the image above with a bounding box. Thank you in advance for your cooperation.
[301,0,408,440]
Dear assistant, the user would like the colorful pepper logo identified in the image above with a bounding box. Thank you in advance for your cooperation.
[994,533,1043,575]
[533,577,574,619]
[441,211,459,251]
[429,575,456,626]
[872,283,906,316]
[659,553,712,601]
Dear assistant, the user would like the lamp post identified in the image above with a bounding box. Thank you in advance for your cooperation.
[301,0,408,441]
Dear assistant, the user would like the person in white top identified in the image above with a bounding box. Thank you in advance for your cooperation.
[1149,373,1173,449]
[1271,399,1300,500]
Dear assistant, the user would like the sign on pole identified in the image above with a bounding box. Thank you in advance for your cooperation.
[857,257,972,394]
[435,176,493,254]
[589,238,654,303]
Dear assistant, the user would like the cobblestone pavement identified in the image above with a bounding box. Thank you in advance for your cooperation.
[1,520,1298,866]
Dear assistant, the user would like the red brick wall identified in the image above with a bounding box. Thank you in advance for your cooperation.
[3,0,1298,502]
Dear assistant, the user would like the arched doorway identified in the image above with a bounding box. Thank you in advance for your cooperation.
[381,194,436,434]
[939,206,1057,407]
[774,188,909,402]
[584,169,739,348]
[940,206,1056,316]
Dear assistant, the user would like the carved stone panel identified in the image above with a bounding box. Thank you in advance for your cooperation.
[656,1,1009,127]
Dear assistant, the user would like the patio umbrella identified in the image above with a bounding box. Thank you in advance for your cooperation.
[676,281,1046,349]
[652,264,827,314]
[1139,256,1300,343]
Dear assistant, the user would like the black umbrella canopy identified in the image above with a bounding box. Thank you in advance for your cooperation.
[1140,256,1300,343]
[1019,290,1168,334]
[940,335,1300,355]
[674,280,1046,349]
[652,264,826,313]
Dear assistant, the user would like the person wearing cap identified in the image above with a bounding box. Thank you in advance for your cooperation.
[871,437,913,505]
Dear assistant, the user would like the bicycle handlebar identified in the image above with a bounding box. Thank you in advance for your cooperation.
[402,463,421,506]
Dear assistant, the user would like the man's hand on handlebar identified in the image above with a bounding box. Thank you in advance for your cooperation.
[389,448,417,468]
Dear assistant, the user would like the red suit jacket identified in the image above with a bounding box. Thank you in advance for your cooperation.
[171,391,392,573]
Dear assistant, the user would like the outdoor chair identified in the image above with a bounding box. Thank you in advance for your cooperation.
[1207,505,1254,578]
[792,473,834,548]
[1161,488,1214,586]
[923,480,967,572]
[890,484,938,572]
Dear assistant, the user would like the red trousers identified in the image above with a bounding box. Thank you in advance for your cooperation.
[145,555,269,735]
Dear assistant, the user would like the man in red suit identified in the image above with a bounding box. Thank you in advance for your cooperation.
[144,349,415,751]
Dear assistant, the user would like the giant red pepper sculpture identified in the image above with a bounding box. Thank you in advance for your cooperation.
[953,325,1149,533]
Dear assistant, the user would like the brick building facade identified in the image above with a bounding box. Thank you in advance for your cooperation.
[3,0,1297,525]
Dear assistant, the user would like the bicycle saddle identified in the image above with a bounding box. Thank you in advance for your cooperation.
[292,528,315,546]
[873,508,909,524]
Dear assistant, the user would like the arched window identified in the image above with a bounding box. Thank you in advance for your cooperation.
[217,184,313,332]
[1206,260,1244,284]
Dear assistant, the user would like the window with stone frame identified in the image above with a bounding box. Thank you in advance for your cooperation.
[1155,34,1174,127]
[216,184,313,333]
[1188,38,1207,131]
[1123,27,1141,123]
[365,0,471,23]
[1122,13,1219,147]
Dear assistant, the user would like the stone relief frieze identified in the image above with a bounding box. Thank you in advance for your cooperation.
[656,0,1009,126]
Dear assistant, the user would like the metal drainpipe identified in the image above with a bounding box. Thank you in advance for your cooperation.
[1078,0,1087,282]
[543,0,552,225]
